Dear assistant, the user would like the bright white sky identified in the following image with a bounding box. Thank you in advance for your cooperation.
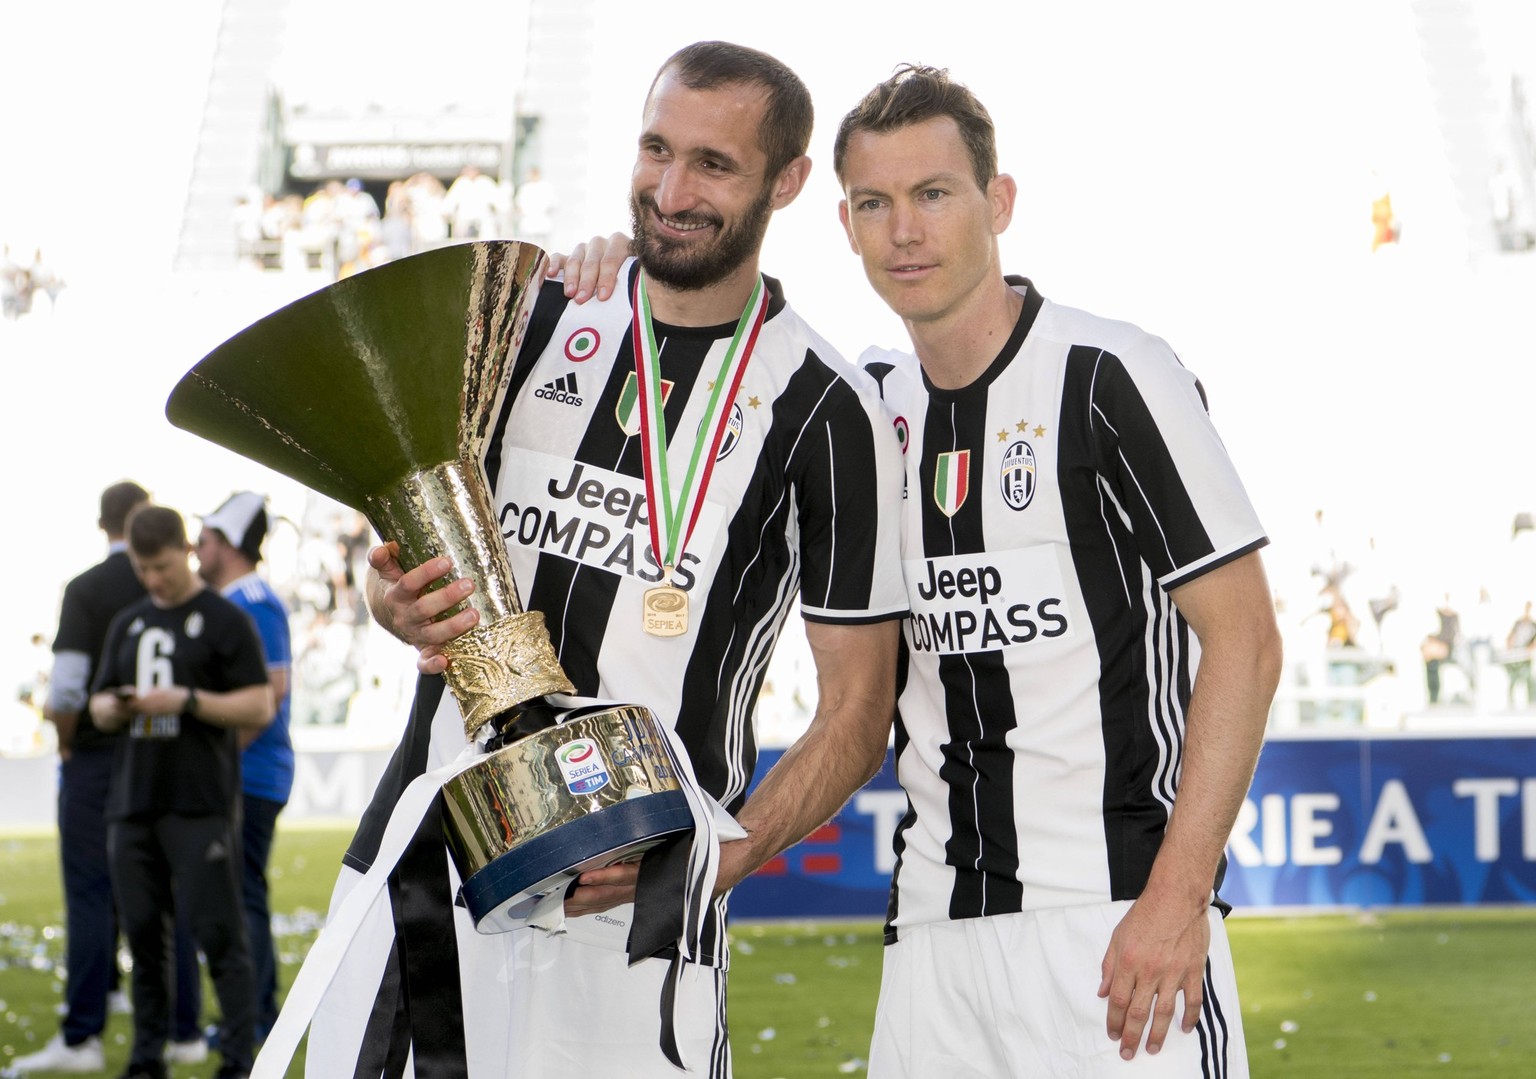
[3,0,1534,702]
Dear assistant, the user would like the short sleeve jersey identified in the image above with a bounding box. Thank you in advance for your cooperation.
[94,588,270,821]
[51,549,145,753]
[347,261,906,964]
[863,279,1267,940]
[225,573,295,803]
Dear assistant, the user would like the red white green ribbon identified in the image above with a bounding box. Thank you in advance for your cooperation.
[630,270,768,583]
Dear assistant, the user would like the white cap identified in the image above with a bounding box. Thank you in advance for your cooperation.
[201,491,270,562]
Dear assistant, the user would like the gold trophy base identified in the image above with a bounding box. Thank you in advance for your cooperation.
[441,704,695,932]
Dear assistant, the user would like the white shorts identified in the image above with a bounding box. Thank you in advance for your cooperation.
[298,867,732,1079]
[505,929,732,1078]
[869,902,1247,1079]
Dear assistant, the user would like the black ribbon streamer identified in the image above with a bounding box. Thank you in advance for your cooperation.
[392,800,470,1078]
[628,832,694,1069]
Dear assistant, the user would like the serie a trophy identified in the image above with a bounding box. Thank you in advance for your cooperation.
[166,241,694,931]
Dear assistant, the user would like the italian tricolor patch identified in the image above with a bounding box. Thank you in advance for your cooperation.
[933,449,971,517]
[616,371,675,437]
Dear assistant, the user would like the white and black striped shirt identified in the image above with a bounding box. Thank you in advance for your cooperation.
[347,259,906,963]
[864,278,1267,941]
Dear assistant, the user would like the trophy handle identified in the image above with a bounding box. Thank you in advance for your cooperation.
[365,457,574,736]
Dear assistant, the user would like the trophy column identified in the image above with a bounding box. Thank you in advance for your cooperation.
[365,457,574,736]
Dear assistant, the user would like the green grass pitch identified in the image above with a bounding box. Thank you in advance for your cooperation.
[2,827,1532,1077]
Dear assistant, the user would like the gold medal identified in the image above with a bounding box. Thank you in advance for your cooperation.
[630,271,767,644]
[642,580,690,637]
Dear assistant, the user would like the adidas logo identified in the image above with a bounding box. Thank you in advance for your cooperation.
[535,373,583,406]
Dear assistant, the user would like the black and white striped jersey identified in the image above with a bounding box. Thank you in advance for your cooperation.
[347,258,905,960]
[864,278,1267,940]
[486,259,906,802]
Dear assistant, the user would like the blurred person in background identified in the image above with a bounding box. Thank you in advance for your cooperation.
[381,180,415,261]
[298,181,347,277]
[1370,170,1400,251]
[1503,601,1536,708]
[12,482,149,1076]
[441,164,503,239]
[196,492,295,1045]
[261,195,304,271]
[513,164,556,250]
[233,189,272,270]
[27,247,63,311]
[1422,595,1465,705]
[404,171,449,250]
[335,178,381,276]
[20,631,52,711]
[1488,158,1534,251]
[89,504,274,1079]
[2,243,30,320]
[1319,585,1361,650]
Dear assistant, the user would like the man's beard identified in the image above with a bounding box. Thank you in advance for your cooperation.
[629,183,774,292]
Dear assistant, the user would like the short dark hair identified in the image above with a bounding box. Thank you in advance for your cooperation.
[99,481,150,537]
[653,41,813,179]
[126,505,187,558]
[834,65,998,191]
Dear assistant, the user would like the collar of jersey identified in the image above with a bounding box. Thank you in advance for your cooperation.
[623,259,786,338]
[919,276,1044,399]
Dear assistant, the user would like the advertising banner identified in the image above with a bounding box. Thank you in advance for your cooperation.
[729,735,1536,918]
[731,752,904,919]
[1220,736,1536,907]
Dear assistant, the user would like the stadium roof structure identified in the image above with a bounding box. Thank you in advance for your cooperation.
[277,99,514,182]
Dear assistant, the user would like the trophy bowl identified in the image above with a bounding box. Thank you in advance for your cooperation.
[442,704,695,932]
[165,242,696,931]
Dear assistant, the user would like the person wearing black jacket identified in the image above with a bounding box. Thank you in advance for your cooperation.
[89,504,274,1079]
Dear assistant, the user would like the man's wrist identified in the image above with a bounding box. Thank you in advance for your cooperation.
[184,686,199,716]
[368,574,399,638]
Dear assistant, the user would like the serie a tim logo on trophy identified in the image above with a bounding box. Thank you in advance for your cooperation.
[166,241,694,930]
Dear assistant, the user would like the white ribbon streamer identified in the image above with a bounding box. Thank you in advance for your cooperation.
[250,699,737,1078]
[251,740,483,1079]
